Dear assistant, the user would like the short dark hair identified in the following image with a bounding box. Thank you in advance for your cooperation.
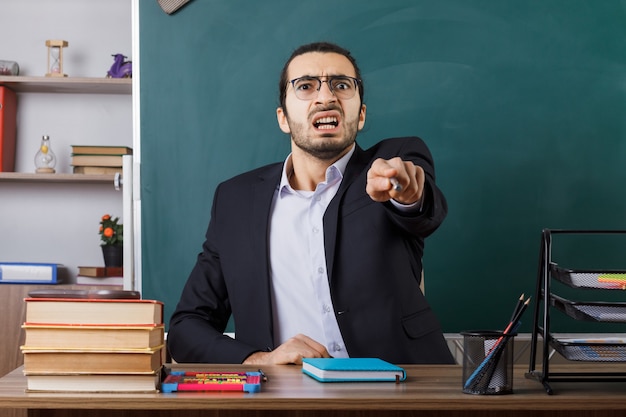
[278,42,364,110]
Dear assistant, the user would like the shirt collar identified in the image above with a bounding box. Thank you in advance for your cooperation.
[279,144,355,194]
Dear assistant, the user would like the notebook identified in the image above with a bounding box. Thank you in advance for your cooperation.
[302,358,406,382]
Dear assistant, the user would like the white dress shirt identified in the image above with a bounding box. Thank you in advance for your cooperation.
[268,145,422,357]
[268,147,354,358]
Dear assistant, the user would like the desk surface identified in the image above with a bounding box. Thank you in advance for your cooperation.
[1,364,626,414]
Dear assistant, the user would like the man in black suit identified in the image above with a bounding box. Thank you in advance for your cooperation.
[168,42,454,365]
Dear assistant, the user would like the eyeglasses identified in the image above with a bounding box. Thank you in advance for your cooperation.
[289,76,361,100]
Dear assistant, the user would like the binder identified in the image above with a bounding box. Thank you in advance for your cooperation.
[0,86,17,172]
[0,262,58,284]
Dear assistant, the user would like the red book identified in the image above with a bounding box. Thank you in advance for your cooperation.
[0,86,17,172]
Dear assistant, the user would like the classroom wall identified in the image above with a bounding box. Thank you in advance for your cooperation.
[139,0,626,334]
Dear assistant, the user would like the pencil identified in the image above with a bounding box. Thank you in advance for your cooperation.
[484,297,530,357]
[499,298,529,341]
[389,177,402,192]
[509,293,525,323]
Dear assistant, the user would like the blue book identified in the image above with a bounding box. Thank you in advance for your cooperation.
[302,358,406,382]
[0,262,58,284]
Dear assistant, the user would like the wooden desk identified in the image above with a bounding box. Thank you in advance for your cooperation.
[1,364,626,417]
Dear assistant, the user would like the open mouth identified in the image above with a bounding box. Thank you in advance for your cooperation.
[313,116,339,130]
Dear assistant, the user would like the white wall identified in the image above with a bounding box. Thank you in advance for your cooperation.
[0,0,133,281]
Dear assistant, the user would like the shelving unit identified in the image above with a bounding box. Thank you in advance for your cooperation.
[526,229,626,394]
[0,172,116,183]
[0,52,133,291]
[0,76,131,94]
[0,75,132,186]
[0,7,135,406]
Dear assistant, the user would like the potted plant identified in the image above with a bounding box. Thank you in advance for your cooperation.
[99,214,123,267]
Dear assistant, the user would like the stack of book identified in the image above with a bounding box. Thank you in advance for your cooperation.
[20,294,164,392]
[76,265,123,286]
[70,145,132,175]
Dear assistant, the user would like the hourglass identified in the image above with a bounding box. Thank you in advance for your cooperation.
[45,40,68,77]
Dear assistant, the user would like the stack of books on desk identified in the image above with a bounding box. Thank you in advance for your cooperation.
[70,145,132,175]
[20,295,164,392]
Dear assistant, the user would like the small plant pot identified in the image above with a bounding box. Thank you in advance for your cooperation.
[101,245,123,267]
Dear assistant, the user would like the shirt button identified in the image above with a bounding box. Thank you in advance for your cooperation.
[312,226,319,234]
[323,304,331,313]
[317,267,324,274]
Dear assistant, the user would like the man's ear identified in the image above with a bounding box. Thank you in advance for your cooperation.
[276,107,291,134]
[358,104,367,131]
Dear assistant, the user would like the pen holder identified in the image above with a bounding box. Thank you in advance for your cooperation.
[461,330,516,395]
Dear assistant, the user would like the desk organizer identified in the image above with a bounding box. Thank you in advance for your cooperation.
[550,338,626,362]
[526,229,626,394]
[161,370,263,393]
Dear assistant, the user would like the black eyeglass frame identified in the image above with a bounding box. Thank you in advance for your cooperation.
[288,76,361,100]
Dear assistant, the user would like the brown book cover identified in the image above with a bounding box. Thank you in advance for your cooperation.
[71,145,132,155]
[22,346,163,374]
[0,86,17,172]
[77,266,123,277]
[24,298,164,326]
[70,154,123,167]
[22,324,164,350]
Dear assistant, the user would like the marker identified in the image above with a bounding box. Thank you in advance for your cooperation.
[389,177,402,192]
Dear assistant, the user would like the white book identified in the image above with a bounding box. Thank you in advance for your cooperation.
[25,372,160,393]
[76,275,123,286]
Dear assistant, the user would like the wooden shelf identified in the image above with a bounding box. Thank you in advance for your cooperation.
[0,172,119,184]
[0,76,131,94]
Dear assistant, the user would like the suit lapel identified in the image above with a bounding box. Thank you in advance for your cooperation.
[323,145,367,282]
[249,164,283,346]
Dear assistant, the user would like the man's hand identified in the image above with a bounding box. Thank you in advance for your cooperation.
[242,334,332,365]
[366,157,425,204]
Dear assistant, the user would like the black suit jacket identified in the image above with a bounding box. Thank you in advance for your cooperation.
[168,137,455,364]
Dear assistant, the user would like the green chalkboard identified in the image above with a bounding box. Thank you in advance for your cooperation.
[140,0,626,335]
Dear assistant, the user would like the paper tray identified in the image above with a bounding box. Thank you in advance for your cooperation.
[550,264,626,290]
[550,294,626,322]
[551,338,626,362]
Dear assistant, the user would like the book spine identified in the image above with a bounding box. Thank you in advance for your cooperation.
[0,86,17,172]
[76,276,124,286]
[0,263,57,284]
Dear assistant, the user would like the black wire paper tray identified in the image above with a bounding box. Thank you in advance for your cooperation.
[550,263,626,290]
[550,294,626,322]
[550,337,626,362]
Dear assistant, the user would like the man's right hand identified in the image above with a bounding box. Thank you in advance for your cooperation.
[242,334,332,365]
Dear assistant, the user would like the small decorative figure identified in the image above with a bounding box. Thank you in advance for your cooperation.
[34,135,56,173]
[106,54,132,78]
